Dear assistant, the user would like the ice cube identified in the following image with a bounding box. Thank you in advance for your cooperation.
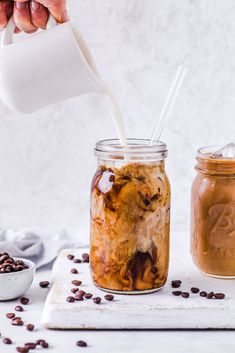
[211,143,235,158]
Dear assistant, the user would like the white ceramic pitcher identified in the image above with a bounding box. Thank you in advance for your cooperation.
[0,16,104,113]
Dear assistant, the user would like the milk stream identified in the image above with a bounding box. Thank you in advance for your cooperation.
[72,27,127,148]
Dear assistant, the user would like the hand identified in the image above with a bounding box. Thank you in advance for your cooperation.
[0,0,68,33]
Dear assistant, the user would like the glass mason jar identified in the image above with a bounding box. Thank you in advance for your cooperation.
[191,145,235,278]
[90,138,171,294]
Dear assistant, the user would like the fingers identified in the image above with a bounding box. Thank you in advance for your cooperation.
[13,1,37,33]
[37,0,69,23]
[0,0,13,30]
[30,1,48,29]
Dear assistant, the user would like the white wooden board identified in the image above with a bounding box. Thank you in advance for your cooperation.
[41,233,235,329]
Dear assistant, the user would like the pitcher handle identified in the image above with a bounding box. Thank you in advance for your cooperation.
[1,15,57,47]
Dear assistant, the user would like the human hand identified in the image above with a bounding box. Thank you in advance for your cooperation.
[0,0,68,33]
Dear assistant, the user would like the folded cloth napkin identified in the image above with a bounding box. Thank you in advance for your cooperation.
[0,228,79,269]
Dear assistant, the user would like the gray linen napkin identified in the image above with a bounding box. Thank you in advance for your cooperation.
[0,228,79,268]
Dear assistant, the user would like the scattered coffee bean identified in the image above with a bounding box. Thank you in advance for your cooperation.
[191,287,200,294]
[172,291,182,296]
[16,347,29,353]
[12,318,24,326]
[73,258,81,263]
[75,290,86,301]
[207,292,214,299]
[67,296,75,303]
[71,280,82,286]
[71,288,79,294]
[6,313,15,319]
[26,324,34,331]
[71,268,78,274]
[76,340,87,347]
[214,293,225,299]
[67,254,74,260]
[36,340,49,348]
[25,342,36,349]
[104,294,114,301]
[3,337,12,344]
[15,305,24,312]
[20,297,29,305]
[36,339,45,346]
[39,281,50,288]
[93,297,101,304]
[0,253,28,274]
[171,280,182,288]
[82,253,89,263]
[84,293,93,299]
[200,291,207,297]
[181,292,190,298]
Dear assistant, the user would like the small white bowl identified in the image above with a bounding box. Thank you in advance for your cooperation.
[0,258,35,301]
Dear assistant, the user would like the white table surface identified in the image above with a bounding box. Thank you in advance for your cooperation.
[1,232,235,353]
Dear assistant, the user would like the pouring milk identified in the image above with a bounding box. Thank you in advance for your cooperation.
[0,17,127,146]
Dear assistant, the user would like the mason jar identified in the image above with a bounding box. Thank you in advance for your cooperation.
[191,145,235,278]
[90,138,171,294]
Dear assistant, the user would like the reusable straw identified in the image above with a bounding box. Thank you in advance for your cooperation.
[149,66,186,145]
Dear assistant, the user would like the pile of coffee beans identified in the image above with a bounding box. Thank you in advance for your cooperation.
[171,280,226,300]
[0,253,28,273]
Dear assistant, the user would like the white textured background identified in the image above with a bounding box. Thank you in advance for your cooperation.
[0,0,234,242]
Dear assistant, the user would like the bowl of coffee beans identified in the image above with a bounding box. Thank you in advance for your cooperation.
[0,252,35,301]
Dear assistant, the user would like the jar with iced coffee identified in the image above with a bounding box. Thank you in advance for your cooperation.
[191,143,235,278]
[90,139,170,294]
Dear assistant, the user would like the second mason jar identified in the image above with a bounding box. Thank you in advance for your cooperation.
[191,145,235,278]
[90,138,171,294]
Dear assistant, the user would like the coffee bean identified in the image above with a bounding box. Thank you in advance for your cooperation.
[41,341,49,348]
[67,254,74,260]
[6,313,15,319]
[3,337,12,344]
[76,340,87,347]
[20,297,29,305]
[67,296,75,303]
[75,291,85,301]
[171,280,182,288]
[15,305,24,312]
[73,258,81,263]
[84,293,93,299]
[37,340,49,348]
[191,287,200,294]
[26,324,34,331]
[71,280,82,286]
[93,297,101,304]
[16,347,29,353]
[104,294,114,301]
[39,281,50,288]
[36,339,45,346]
[200,291,207,297]
[25,342,36,349]
[214,293,225,299]
[71,268,78,274]
[172,291,182,296]
[12,318,24,326]
[82,253,89,263]
[207,292,214,299]
[181,292,190,298]
[71,288,79,294]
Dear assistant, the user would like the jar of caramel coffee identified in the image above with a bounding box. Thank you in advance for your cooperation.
[90,139,171,294]
[191,144,235,278]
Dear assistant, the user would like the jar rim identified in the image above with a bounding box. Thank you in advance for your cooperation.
[95,138,168,161]
[198,144,235,160]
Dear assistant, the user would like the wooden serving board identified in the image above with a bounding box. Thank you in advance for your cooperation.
[41,232,235,329]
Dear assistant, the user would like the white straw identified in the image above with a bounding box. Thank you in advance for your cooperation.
[149,66,187,145]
